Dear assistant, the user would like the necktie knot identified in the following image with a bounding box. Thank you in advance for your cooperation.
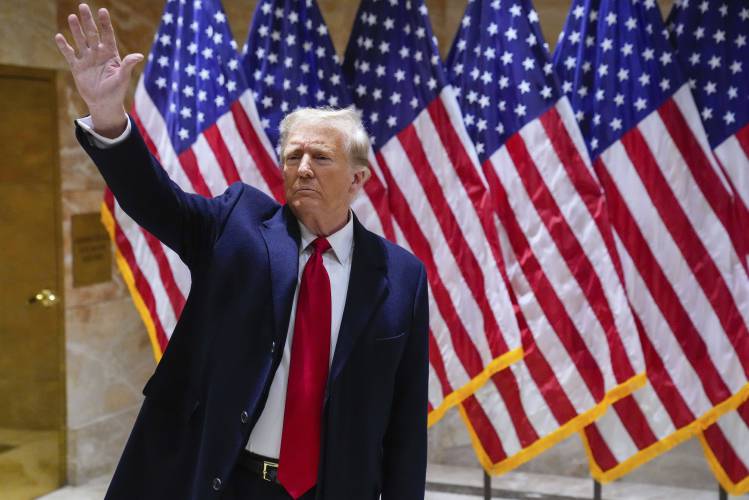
[310,237,331,255]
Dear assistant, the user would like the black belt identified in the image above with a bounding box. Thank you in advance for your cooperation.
[238,449,280,483]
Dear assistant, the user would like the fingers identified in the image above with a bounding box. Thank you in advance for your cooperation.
[78,4,101,49]
[67,12,88,54]
[120,53,145,77]
[54,33,77,66]
[97,8,118,53]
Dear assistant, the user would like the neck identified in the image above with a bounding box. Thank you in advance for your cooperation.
[294,208,350,236]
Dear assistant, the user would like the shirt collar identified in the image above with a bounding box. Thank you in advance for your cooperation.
[297,212,354,265]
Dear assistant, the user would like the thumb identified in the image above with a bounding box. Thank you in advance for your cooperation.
[121,53,145,76]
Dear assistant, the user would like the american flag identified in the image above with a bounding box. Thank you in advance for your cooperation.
[553,0,749,484]
[669,1,749,494]
[101,0,278,358]
[240,0,392,238]
[342,0,524,423]
[446,0,645,472]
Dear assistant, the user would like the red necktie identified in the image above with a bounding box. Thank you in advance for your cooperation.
[278,237,332,499]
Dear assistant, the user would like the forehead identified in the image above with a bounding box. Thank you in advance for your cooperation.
[284,121,344,152]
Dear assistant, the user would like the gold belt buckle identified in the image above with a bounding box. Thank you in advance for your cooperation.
[262,461,278,482]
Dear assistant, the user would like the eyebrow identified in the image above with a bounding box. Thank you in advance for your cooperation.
[285,142,336,155]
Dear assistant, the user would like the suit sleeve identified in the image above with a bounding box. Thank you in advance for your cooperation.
[75,115,243,269]
[381,263,429,500]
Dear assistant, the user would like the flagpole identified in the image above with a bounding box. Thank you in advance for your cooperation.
[593,480,602,500]
[484,471,491,500]
[719,485,727,500]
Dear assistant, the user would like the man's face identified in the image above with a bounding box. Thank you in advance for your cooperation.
[282,122,361,220]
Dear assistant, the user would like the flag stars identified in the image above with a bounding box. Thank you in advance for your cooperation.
[518,80,531,94]
[502,51,514,65]
[522,57,535,71]
[617,68,629,81]
[708,55,721,69]
[730,61,742,74]
[634,97,647,111]
[505,27,518,41]
[714,29,726,43]
[728,87,738,99]
[704,81,717,95]
[723,111,735,125]
[540,86,552,99]
[600,38,613,51]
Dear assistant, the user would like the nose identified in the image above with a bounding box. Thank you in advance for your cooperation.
[298,154,313,177]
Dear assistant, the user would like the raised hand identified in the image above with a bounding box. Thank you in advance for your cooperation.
[55,3,144,138]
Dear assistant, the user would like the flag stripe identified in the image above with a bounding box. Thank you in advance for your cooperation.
[203,124,241,186]
[398,124,506,358]
[594,156,732,405]
[505,130,635,383]
[229,100,285,201]
[482,159,605,400]
[105,190,169,351]
[704,422,749,484]
[428,329,454,398]
[490,368,541,447]
[462,396,508,463]
[658,97,746,262]
[178,147,213,197]
[622,126,749,378]
[375,150,486,378]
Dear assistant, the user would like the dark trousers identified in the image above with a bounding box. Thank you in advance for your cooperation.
[222,462,317,500]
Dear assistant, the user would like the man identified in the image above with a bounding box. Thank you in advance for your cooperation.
[55,4,429,500]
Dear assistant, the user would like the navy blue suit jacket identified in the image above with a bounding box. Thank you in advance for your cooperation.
[75,117,429,500]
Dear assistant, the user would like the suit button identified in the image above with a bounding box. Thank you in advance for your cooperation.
[271,341,276,353]
[212,477,222,491]
[240,410,249,424]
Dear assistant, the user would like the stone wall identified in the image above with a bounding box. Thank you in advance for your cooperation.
[2,0,709,490]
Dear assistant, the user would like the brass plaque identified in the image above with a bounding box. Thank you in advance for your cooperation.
[72,212,111,287]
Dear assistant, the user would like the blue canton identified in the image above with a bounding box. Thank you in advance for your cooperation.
[241,0,350,149]
[668,0,749,149]
[143,0,247,153]
[553,0,685,159]
[447,0,560,164]
[342,0,447,148]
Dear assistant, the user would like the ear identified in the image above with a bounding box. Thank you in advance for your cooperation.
[350,167,371,193]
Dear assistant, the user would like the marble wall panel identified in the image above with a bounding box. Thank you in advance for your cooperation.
[66,406,140,485]
[0,1,66,70]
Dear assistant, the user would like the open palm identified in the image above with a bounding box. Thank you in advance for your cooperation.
[55,4,143,133]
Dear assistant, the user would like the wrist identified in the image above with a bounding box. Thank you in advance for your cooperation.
[89,104,128,139]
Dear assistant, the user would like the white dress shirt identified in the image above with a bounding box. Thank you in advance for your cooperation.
[247,216,354,458]
[77,115,355,458]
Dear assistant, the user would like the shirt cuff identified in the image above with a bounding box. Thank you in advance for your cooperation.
[75,115,131,148]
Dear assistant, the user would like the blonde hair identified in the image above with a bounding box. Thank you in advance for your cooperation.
[278,106,370,171]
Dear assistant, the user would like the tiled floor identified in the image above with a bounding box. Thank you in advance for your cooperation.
[35,463,747,500]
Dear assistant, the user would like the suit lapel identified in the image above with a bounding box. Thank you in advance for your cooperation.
[259,206,301,345]
[328,216,389,392]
